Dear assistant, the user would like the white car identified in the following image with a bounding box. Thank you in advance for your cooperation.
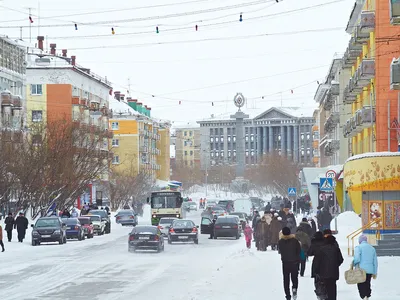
[88,215,106,235]
[158,217,178,237]
[188,202,198,211]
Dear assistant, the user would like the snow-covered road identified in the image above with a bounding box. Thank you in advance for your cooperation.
[1,210,400,300]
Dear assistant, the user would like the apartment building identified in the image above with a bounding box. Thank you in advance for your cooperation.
[109,93,170,182]
[197,107,315,170]
[174,124,200,168]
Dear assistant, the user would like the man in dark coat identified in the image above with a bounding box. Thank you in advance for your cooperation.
[270,213,282,250]
[209,216,217,239]
[318,208,332,231]
[309,217,317,235]
[264,202,272,212]
[307,231,326,299]
[278,227,301,300]
[298,217,313,238]
[314,234,344,300]
[15,212,29,242]
[4,212,15,242]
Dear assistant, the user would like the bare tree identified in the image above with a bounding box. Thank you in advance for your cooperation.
[171,161,203,188]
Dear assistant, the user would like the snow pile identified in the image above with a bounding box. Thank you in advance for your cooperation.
[186,185,272,202]
[138,204,151,225]
[333,211,361,247]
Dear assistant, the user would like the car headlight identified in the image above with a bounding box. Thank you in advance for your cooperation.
[54,230,61,234]
[176,214,180,218]
[32,230,39,235]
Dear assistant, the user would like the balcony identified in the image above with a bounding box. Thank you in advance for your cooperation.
[343,86,357,104]
[356,105,376,129]
[357,59,375,87]
[324,139,340,156]
[323,91,335,111]
[12,96,22,109]
[324,112,339,134]
[390,57,400,89]
[354,11,375,43]
[140,146,148,153]
[1,91,13,106]
[343,120,351,138]
[342,37,362,68]
[390,0,400,25]
[331,81,340,96]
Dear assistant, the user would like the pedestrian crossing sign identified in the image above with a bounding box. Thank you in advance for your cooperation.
[319,177,333,192]
[288,187,297,196]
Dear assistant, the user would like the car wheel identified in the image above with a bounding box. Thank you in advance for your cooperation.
[194,239,199,244]
[157,245,161,253]
[235,234,240,240]
[82,233,86,240]
[78,234,82,241]
[128,246,135,253]
[32,240,36,246]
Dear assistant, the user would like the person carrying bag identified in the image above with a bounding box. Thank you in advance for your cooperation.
[345,262,366,285]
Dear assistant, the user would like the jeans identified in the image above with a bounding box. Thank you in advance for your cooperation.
[323,279,337,300]
[6,230,12,242]
[357,274,372,299]
[299,259,306,276]
[0,240,4,251]
[282,262,299,298]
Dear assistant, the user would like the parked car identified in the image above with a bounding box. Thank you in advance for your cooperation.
[210,205,227,217]
[86,215,106,235]
[87,209,111,233]
[229,212,248,230]
[213,215,240,239]
[200,216,213,234]
[31,217,67,246]
[205,199,218,207]
[78,217,94,238]
[65,218,85,240]
[128,225,164,253]
[158,217,178,237]
[168,219,199,244]
[115,210,138,226]
[188,202,198,211]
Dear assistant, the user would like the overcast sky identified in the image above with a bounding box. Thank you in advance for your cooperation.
[1,0,353,125]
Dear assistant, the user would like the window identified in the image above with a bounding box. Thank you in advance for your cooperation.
[190,150,193,156]
[306,134,310,140]
[111,122,119,130]
[228,137,231,142]
[184,141,187,146]
[220,128,223,135]
[32,110,43,122]
[30,84,43,95]
[112,139,119,147]
[215,137,219,142]
[210,137,214,142]
[221,137,224,142]
[221,152,224,157]
[184,150,188,156]
[233,136,236,142]
[184,131,187,136]
[112,155,120,164]
[189,131,192,136]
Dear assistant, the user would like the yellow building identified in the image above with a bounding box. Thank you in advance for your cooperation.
[109,92,170,181]
[174,125,200,168]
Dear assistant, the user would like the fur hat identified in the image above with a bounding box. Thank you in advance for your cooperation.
[274,213,279,217]
[282,227,291,236]
[277,217,282,221]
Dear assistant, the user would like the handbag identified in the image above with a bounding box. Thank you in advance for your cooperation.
[345,263,366,285]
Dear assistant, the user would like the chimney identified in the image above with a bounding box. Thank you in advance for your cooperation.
[114,91,121,101]
[37,36,44,51]
[71,55,76,65]
[50,43,56,55]
[128,98,138,103]
[120,94,125,101]
[126,96,132,101]
[62,49,67,57]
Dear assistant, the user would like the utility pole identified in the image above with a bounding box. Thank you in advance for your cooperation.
[204,150,208,197]
[127,78,131,94]
[24,7,36,43]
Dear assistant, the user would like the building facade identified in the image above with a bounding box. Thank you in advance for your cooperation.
[174,125,201,168]
[0,36,26,142]
[314,58,352,167]
[109,93,170,182]
[197,107,315,170]
[26,36,112,203]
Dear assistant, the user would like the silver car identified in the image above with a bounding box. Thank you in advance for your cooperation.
[188,202,198,211]
[158,217,178,237]
[115,210,138,226]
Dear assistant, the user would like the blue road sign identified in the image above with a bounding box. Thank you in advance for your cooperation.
[319,177,334,192]
[288,187,297,196]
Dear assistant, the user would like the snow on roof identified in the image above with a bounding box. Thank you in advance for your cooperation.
[198,106,315,122]
[345,152,400,163]
[109,97,146,118]
[170,145,176,158]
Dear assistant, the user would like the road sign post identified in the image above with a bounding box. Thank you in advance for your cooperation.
[323,171,338,233]
[287,187,297,215]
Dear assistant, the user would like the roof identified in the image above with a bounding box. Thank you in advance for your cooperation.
[109,97,146,118]
[198,106,315,122]
[345,152,400,163]
[173,121,200,129]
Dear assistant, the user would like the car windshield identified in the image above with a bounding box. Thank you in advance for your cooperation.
[117,210,133,215]
[65,218,78,225]
[78,218,90,225]
[133,226,157,234]
[213,206,225,211]
[230,213,245,218]
[89,210,107,218]
[189,202,196,205]
[159,218,176,224]
[89,215,101,222]
[172,220,194,228]
[216,217,237,224]
[35,218,60,228]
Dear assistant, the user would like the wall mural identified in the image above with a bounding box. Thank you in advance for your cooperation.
[39,70,72,84]
[344,155,400,191]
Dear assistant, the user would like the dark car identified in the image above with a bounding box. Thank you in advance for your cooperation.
[88,209,111,234]
[65,218,85,240]
[213,216,240,239]
[168,219,199,244]
[78,217,94,238]
[200,216,213,234]
[31,217,67,246]
[218,200,235,212]
[128,225,164,253]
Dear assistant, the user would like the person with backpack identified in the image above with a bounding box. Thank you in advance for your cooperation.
[295,226,311,277]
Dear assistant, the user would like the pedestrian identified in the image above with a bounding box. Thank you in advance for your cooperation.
[309,217,317,235]
[295,226,311,277]
[298,217,313,238]
[278,227,301,300]
[308,231,327,300]
[353,234,378,300]
[318,207,333,231]
[314,234,344,300]
[323,229,339,248]
[286,213,297,234]
[4,212,15,242]
[270,212,282,251]
[243,223,253,249]
[209,216,217,239]
[15,212,29,242]
[252,210,260,244]
[0,224,5,252]
[256,215,270,251]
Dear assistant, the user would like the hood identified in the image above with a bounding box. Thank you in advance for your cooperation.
[325,235,337,245]
[279,232,296,240]
[260,216,267,222]
[300,221,309,226]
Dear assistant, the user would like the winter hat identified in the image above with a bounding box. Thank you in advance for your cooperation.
[359,234,368,244]
[277,217,282,221]
[282,227,291,236]
[323,229,332,236]
[302,217,308,222]
[274,213,279,217]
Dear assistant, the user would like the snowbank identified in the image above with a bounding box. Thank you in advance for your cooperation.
[333,211,361,247]
[186,185,272,202]
[138,204,151,225]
